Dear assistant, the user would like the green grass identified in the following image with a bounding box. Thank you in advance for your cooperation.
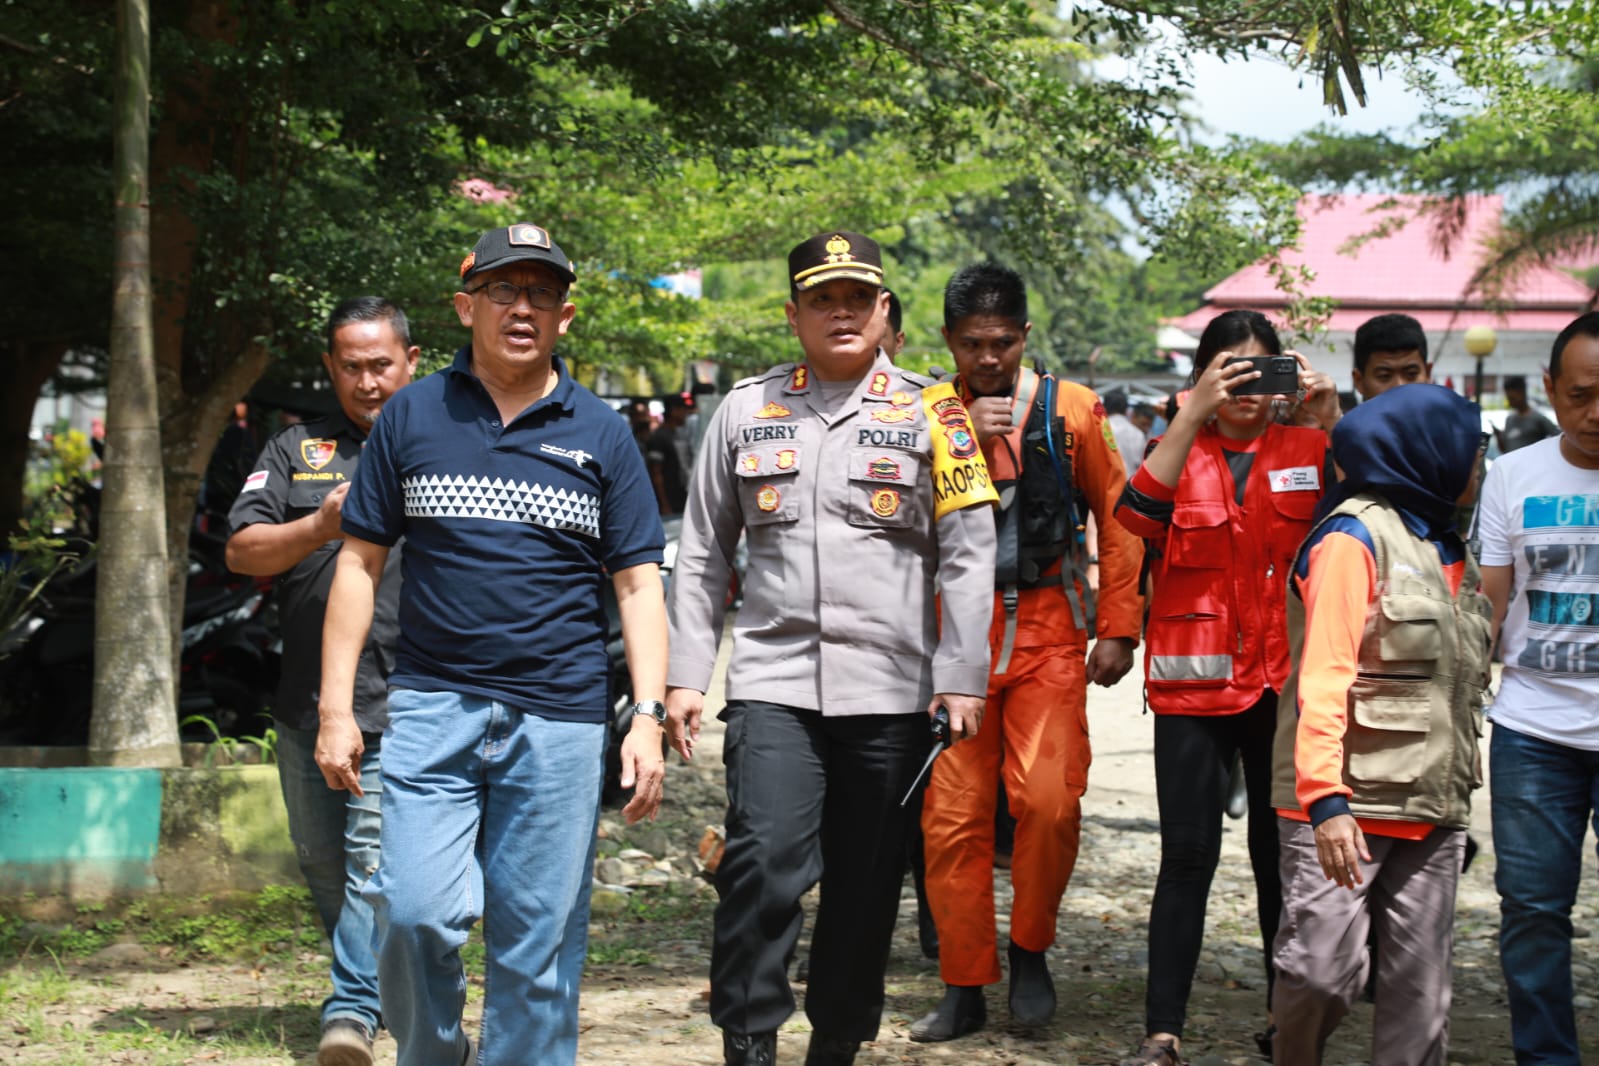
[588,942,657,966]
[581,881,716,971]
[0,880,714,1063]
[2,886,323,964]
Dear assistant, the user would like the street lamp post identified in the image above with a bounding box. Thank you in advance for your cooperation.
[1464,325,1497,403]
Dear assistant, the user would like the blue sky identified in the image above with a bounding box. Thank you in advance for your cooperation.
[1186,49,1432,142]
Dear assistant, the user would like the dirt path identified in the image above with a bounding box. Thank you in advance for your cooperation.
[7,647,1597,1065]
[570,651,1598,1065]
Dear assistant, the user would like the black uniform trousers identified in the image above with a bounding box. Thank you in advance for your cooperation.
[710,699,931,1040]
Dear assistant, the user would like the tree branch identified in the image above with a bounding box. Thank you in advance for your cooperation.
[823,0,1003,95]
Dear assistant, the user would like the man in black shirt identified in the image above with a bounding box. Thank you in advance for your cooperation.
[226,296,418,1066]
[646,392,694,515]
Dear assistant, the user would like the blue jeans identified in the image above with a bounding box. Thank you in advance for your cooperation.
[275,722,383,1032]
[364,689,605,1066]
[1490,722,1599,1065]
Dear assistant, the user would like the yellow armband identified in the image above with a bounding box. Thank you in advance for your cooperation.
[922,381,999,519]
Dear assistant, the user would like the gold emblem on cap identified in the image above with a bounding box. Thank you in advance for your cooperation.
[824,234,854,263]
[508,224,551,248]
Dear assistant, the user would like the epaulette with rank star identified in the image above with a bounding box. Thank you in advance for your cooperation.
[730,363,797,392]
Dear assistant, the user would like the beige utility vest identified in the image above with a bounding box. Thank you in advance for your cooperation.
[1271,495,1494,828]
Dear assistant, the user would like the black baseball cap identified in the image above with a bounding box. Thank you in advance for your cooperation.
[459,223,576,286]
[788,231,884,292]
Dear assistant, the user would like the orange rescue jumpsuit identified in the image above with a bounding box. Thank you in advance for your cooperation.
[922,376,1144,986]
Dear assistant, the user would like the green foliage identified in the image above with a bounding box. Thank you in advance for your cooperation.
[5,0,1321,404]
[0,529,78,662]
[19,427,99,537]
[178,714,278,765]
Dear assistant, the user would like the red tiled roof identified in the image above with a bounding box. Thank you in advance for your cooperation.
[1170,194,1593,333]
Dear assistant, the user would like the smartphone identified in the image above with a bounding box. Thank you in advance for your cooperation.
[1226,355,1299,396]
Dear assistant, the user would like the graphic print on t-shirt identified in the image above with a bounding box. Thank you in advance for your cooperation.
[1517,493,1599,677]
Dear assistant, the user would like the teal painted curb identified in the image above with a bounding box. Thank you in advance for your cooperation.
[0,768,163,896]
[0,764,297,900]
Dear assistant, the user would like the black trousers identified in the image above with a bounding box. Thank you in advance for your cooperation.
[1145,690,1282,1037]
[710,700,930,1040]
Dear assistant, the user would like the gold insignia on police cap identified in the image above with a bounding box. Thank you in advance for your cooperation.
[508,224,551,248]
[459,252,476,278]
[870,488,901,518]
[756,485,781,512]
[790,231,884,291]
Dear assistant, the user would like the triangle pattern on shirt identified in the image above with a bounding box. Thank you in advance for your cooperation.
[402,474,601,538]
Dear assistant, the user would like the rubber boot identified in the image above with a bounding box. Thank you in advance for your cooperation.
[1007,940,1056,1026]
[909,985,986,1043]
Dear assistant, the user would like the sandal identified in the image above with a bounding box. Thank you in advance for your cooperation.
[1118,1036,1186,1066]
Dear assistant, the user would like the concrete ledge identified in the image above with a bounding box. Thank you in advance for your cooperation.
[0,743,269,769]
[0,762,296,900]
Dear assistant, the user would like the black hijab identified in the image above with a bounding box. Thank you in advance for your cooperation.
[1309,383,1481,541]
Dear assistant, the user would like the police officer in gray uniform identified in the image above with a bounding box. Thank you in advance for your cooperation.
[664,232,999,1066]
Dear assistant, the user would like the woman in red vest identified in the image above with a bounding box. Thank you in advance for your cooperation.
[1113,310,1341,1065]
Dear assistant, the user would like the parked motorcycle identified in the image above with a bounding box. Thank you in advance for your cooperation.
[0,530,281,746]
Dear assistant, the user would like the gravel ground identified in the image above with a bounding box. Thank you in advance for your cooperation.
[8,644,1595,1065]
[574,646,1599,1066]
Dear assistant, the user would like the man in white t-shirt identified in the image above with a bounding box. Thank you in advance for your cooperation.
[1477,310,1599,1066]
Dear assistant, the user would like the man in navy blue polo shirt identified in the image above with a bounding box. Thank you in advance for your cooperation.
[317,223,668,1066]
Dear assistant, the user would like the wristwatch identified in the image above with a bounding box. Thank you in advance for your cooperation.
[629,700,668,726]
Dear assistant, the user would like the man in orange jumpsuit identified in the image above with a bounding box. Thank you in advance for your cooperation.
[913,262,1144,1041]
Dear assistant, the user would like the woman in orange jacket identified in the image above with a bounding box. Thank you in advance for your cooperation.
[1113,309,1341,1066]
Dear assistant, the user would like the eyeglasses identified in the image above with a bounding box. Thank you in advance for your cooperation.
[469,281,566,310]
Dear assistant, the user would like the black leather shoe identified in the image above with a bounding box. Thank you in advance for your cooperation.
[723,1030,776,1066]
[909,984,986,1042]
[803,1032,860,1065]
[1007,940,1055,1026]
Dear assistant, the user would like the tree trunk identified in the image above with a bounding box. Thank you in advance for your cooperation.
[159,340,271,664]
[0,340,68,537]
[148,0,250,672]
[92,0,178,767]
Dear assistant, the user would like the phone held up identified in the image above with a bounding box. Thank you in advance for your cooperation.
[1225,354,1299,396]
